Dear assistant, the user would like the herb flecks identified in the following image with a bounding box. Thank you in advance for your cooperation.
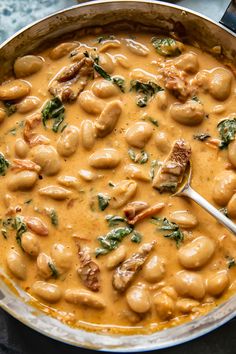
[193,133,211,141]
[131,230,142,243]
[152,37,183,57]
[128,149,149,164]
[50,209,58,226]
[105,215,127,227]
[152,216,184,247]
[4,101,17,116]
[217,118,236,149]
[48,262,59,278]
[226,256,236,269]
[0,153,10,176]
[1,216,27,247]
[150,159,159,180]
[95,226,133,257]
[130,80,163,107]
[42,97,65,133]
[147,116,159,127]
[98,193,110,211]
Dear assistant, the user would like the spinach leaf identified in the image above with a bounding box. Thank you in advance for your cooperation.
[41,97,65,133]
[50,209,58,226]
[152,37,182,57]
[131,230,142,243]
[0,153,10,176]
[193,133,211,141]
[94,62,111,81]
[152,216,184,247]
[150,159,159,180]
[147,116,159,127]
[130,80,163,107]
[95,226,133,257]
[217,118,236,149]
[226,256,236,269]
[4,101,17,116]
[48,262,59,278]
[128,149,149,164]
[1,216,27,247]
[112,77,125,93]
[97,35,115,43]
[105,215,127,227]
[98,193,110,211]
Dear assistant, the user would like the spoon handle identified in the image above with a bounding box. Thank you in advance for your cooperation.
[182,186,236,236]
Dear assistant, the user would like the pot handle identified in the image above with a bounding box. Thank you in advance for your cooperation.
[220,0,236,32]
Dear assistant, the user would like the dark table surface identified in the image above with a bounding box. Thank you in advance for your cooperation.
[0,0,236,353]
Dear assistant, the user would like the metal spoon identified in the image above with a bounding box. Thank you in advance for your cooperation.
[173,161,236,235]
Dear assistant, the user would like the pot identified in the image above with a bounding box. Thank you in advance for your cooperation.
[0,1,236,351]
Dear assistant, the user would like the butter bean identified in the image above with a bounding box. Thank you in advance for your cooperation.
[65,289,106,309]
[170,100,205,126]
[78,90,104,115]
[14,55,43,78]
[78,169,97,181]
[7,171,37,191]
[153,292,175,320]
[125,122,153,148]
[125,39,149,56]
[92,79,119,98]
[38,185,72,200]
[169,210,198,229]
[89,148,121,169]
[155,131,170,153]
[31,145,61,176]
[21,232,40,257]
[51,243,72,273]
[57,125,79,157]
[209,67,232,101]
[176,298,200,313]
[110,180,137,208]
[49,42,78,60]
[25,217,48,236]
[14,138,29,158]
[206,270,229,296]
[213,170,236,206]
[228,139,236,168]
[106,245,127,269]
[142,255,165,283]
[32,281,62,303]
[173,270,205,299]
[37,253,54,279]
[0,80,31,100]
[115,54,131,69]
[57,175,79,189]
[16,96,40,113]
[126,286,151,313]
[98,53,115,74]
[227,193,236,218]
[178,236,215,269]
[6,249,26,280]
[95,100,122,138]
[0,108,6,123]
[156,90,168,110]
[175,52,199,74]
[80,120,95,150]
[124,164,150,182]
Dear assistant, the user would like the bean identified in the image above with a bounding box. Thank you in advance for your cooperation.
[176,298,200,313]
[227,193,236,218]
[78,90,104,115]
[124,164,150,182]
[178,236,215,269]
[78,169,97,181]
[209,67,232,101]
[115,54,131,69]
[31,145,61,176]
[142,255,165,283]
[92,79,119,98]
[7,171,37,191]
[51,243,72,273]
[155,131,170,153]
[169,210,198,229]
[38,185,72,200]
[25,217,48,236]
[125,122,153,148]
[173,270,205,299]
[89,148,121,169]
[156,90,168,110]
[170,100,205,126]
[0,80,31,100]
[14,138,29,158]
[95,100,122,138]
[16,96,40,113]
[49,42,79,60]
[57,125,79,157]
[106,245,127,269]
[228,139,236,168]
[99,40,121,53]
[80,120,95,150]
[153,292,175,320]
[32,281,62,303]
[14,55,43,78]
[212,170,236,206]
[6,249,26,280]
[126,286,151,313]
[57,175,79,189]
[161,286,178,300]
[37,252,54,279]
[110,180,137,208]
[175,52,199,74]
[125,39,149,56]
[206,270,229,296]
[0,108,6,123]
[21,232,40,257]
[98,53,115,74]
[65,289,106,309]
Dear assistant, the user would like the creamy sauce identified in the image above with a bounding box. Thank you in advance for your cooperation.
[0,32,236,334]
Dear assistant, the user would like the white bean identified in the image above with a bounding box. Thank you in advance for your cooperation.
[125,39,150,56]
[213,170,236,206]
[57,125,79,157]
[31,145,61,176]
[38,186,72,200]
[142,255,165,283]
[0,80,31,100]
[175,52,199,74]
[155,131,170,153]
[153,292,175,320]
[89,148,121,169]
[17,96,40,113]
[176,298,200,313]
[206,270,229,296]
[106,245,127,269]
[170,100,205,126]
[14,55,43,78]
[95,100,122,138]
[51,243,72,273]
[98,53,115,74]
[124,164,150,182]
[32,281,62,303]
[25,217,49,236]
[37,253,54,279]
[65,289,106,309]
[80,120,95,150]
[228,139,236,168]
[156,90,168,110]
[173,270,205,299]
[169,210,198,229]
[110,180,137,208]
[209,67,232,101]
[126,286,151,313]
[92,80,119,98]
[78,90,104,115]
[49,42,78,60]
[14,138,29,158]
[7,171,37,191]
[6,249,26,280]
[21,232,40,257]
[125,122,153,148]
